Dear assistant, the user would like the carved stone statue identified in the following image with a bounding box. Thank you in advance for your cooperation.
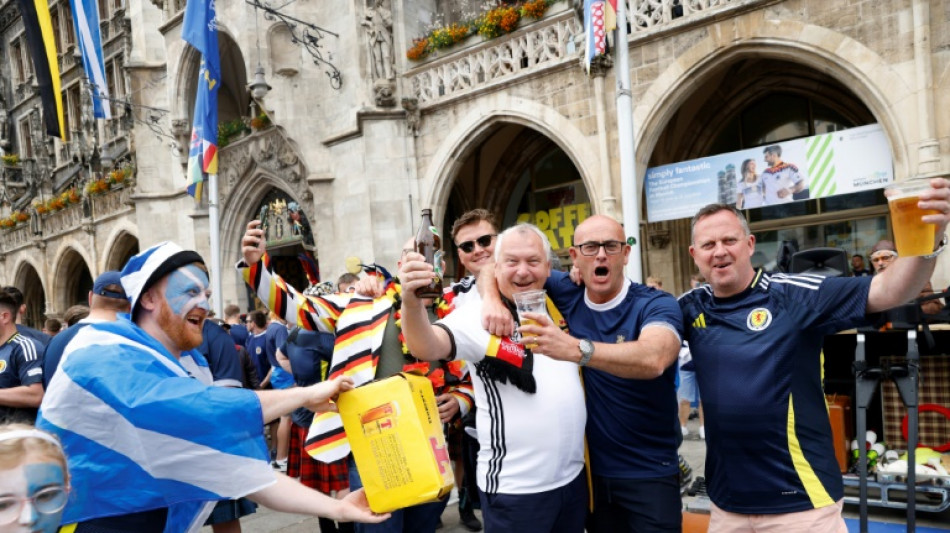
[363,0,395,81]
[0,107,9,150]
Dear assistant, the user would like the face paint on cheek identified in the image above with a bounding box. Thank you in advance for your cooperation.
[164,265,211,317]
[24,463,66,533]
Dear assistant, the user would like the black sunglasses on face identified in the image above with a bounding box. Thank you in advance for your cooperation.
[575,240,625,256]
[457,234,496,254]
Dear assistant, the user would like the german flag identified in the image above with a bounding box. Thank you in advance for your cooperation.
[16,0,65,138]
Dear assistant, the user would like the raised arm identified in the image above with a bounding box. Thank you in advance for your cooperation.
[475,260,515,337]
[398,251,453,361]
[238,220,349,333]
[867,177,950,313]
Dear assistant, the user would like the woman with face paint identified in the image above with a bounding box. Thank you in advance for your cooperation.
[0,424,69,533]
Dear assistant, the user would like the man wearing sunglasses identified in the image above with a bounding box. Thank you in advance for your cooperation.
[479,214,683,532]
[869,240,898,274]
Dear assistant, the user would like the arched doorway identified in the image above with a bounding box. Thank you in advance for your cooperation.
[105,232,140,272]
[13,263,46,330]
[246,189,317,307]
[443,123,589,279]
[644,57,885,292]
[53,249,93,310]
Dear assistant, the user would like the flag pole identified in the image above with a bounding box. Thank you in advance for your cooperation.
[208,172,223,317]
[615,0,642,283]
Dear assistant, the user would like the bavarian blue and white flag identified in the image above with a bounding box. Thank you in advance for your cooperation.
[37,317,274,533]
[68,0,111,118]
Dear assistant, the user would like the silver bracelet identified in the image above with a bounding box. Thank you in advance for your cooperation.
[923,235,948,259]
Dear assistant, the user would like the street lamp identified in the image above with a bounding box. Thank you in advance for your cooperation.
[248,65,271,100]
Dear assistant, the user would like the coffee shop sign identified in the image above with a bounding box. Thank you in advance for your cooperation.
[516,203,591,249]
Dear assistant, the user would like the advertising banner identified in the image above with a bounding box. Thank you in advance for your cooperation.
[644,123,893,222]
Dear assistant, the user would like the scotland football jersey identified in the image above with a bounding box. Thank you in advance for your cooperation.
[0,333,44,423]
[679,270,872,514]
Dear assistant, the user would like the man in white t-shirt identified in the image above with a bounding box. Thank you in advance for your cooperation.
[399,223,586,533]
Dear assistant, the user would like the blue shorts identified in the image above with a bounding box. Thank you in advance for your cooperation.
[677,369,700,403]
[587,474,681,533]
[479,470,587,533]
[270,366,295,389]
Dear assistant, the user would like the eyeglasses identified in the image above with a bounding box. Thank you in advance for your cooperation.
[457,234,496,254]
[870,251,897,262]
[0,486,68,525]
[575,240,625,256]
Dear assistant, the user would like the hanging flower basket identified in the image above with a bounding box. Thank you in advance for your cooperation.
[14,211,29,223]
[0,218,15,229]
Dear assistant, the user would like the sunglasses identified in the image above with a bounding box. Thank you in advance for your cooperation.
[457,234,496,254]
[870,252,897,262]
[0,486,68,525]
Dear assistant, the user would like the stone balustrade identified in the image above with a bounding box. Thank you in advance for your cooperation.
[0,186,132,252]
[406,0,747,107]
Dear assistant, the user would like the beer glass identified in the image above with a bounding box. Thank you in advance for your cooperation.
[885,179,940,257]
[512,290,547,349]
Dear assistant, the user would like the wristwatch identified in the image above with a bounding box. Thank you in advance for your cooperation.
[578,339,594,367]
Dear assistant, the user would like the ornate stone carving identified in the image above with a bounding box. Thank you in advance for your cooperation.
[219,127,310,210]
[374,80,396,108]
[588,53,613,77]
[401,97,420,137]
[363,0,395,81]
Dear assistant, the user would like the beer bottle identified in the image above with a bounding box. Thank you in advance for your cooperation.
[414,209,443,298]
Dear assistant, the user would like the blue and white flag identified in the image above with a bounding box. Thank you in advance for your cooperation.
[68,0,111,118]
[182,0,220,200]
[37,318,274,533]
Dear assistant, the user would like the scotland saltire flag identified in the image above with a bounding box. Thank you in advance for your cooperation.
[182,0,220,200]
[584,0,617,71]
[36,319,274,533]
[69,0,111,118]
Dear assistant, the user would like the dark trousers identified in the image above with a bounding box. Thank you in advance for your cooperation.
[478,470,587,533]
[586,474,682,533]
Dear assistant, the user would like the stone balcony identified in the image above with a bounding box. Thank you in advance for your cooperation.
[0,185,133,253]
[405,0,759,108]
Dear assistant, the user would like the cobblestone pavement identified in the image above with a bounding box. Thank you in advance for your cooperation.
[208,416,949,531]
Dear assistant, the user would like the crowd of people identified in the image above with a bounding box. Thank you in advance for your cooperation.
[0,178,947,533]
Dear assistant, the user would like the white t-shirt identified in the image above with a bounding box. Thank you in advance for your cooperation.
[439,300,586,495]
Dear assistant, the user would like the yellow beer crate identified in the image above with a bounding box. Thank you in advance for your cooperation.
[337,372,454,513]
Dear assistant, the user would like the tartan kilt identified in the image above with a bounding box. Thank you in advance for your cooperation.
[289,422,349,493]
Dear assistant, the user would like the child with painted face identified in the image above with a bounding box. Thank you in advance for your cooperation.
[0,424,69,533]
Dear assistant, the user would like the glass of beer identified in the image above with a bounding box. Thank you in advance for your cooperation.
[513,290,547,349]
[885,179,940,257]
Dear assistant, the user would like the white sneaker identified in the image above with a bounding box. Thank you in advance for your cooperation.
[273,459,288,472]
[699,426,706,440]
[681,426,689,437]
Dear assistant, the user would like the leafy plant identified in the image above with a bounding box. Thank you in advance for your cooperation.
[1,153,19,166]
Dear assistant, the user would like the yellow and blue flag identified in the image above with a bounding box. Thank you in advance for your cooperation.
[69,0,111,118]
[182,0,220,200]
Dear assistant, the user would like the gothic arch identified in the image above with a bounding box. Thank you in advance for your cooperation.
[11,259,47,328]
[633,21,912,197]
[101,225,140,272]
[173,26,250,125]
[49,244,94,311]
[423,94,600,225]
[217,126,313,267]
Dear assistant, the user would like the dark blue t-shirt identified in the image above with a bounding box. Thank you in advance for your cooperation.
[679,270,872,514]
[229,323,249,347]
[43,321,94,389]
[17,324,51,347]
[0,333,44,423]
[545,270,683,480]
[246,332,269,382]
[282,328,335,427]
[197,320,243,388]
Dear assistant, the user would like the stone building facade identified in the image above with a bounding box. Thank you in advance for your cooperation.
[1,0,948,323]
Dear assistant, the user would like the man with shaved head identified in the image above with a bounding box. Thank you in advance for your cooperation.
[481,214,683,532]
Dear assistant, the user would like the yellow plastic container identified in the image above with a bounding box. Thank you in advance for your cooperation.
[337,372,454,513]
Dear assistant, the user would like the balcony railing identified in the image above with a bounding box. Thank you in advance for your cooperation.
[0,185,133,252]
[407,10,581,107]
[406,0,749,107]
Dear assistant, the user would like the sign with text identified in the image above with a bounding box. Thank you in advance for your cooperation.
[644,124,893,222]
[517,202,591,249]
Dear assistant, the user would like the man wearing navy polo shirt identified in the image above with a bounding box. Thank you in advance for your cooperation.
[480,214,683,532]
[680,182,949,532]
[0,289,44,423]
